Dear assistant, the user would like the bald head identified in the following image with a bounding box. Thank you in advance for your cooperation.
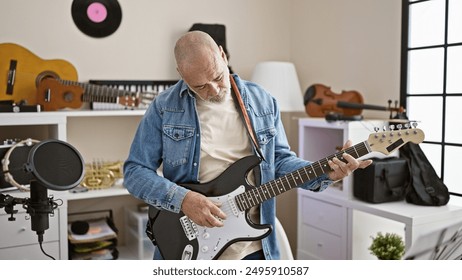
[174,31,231,103]
[174,31,223,74]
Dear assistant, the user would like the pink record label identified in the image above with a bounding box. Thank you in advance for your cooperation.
[87,2,107,23]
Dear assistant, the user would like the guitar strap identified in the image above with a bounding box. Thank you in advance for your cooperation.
[229,75,266,162]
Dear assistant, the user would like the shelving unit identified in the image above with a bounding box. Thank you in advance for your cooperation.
[296,118,462,259]
[0,110,147,260]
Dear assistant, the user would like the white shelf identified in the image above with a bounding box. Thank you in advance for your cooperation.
[0,109,145,118]
[347,198,462,227]
[0,113,66,126]
[0,110,145,260]
[297,117,462,260]
[60,184,130,201]
[63,109,146,117]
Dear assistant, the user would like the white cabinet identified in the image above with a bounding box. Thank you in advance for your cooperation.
[296,118,462,260]
[297,118,386,259]
[0,110,146,259]
[297,195,346,259]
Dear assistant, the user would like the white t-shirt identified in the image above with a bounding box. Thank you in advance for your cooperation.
[196,90,262,260]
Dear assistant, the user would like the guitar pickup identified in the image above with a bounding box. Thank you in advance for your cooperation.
[228,194,240,217]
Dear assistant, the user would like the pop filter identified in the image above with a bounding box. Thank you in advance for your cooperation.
[25,139,85,191]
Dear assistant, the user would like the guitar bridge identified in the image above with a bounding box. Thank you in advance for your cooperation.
[180,215,198,241]
[6,60,17,95]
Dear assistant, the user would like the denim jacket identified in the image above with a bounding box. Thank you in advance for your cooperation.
[123,74,331,260]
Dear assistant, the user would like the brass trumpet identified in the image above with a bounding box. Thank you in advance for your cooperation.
[82,160,123,189]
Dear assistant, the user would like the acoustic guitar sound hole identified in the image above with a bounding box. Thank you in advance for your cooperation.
[35,71,60,88]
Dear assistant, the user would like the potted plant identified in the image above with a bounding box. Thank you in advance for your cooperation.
[368,232,405,260]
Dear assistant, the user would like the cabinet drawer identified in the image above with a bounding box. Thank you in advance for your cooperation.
[300,196,345,235]
[0,242,60,260]
[0,211,60,248]
[299,224,343,259]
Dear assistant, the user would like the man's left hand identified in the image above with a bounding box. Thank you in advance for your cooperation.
[327,140,372,181]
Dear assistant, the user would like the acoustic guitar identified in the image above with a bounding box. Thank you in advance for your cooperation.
[1,43,156,110]
[147,125,425,260]
[0,42,78,105]
[36,78,156,111]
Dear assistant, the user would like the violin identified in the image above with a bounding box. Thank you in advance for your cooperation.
[303,84,405,118]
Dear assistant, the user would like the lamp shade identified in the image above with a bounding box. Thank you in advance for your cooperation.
[250,61,304,111]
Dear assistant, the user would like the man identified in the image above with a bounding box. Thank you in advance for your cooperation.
[123,31,372,260]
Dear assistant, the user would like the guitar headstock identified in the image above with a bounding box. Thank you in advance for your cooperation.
[117,91,158,108]
[117,94,139,108]
[367,122,425,155]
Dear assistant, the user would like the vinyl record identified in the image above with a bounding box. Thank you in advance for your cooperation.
[71,0,122,38]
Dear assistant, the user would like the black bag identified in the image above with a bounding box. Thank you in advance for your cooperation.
[353,157,410,203]
[399,142,450,206]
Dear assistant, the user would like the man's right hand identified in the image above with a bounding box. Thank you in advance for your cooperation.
[181,191,227,228]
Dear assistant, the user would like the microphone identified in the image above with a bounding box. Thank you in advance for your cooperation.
[27,180,57,242]
[1,139,84,260]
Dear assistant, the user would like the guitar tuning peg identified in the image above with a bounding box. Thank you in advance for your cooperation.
[412,122,418,128]
[382,126,387,131]
[374,127,380,133]
[396,123,403,136]
[388,125,395,136]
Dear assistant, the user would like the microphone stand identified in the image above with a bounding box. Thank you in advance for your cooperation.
[0,192,27,221]
[1,181,61,259]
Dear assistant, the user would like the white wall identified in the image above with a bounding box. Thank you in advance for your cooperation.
[291,0,402,119]
[1,1,401,118]
[0,0,292,81]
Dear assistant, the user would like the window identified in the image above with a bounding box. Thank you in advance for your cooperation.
[401,0,462,198]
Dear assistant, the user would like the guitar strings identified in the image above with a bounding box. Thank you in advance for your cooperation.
[235,142,370,211]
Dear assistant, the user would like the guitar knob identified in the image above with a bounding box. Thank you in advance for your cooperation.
[202,232,210,239]
[201,246,209,253]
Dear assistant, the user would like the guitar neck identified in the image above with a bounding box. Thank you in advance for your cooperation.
[235,141,371,211]
[60,79,137,104]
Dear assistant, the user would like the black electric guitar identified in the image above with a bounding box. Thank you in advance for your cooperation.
[147,126,425,260]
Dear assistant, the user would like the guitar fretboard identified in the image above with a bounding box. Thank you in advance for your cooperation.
[59,79,138,103]
[234,141,371,211]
